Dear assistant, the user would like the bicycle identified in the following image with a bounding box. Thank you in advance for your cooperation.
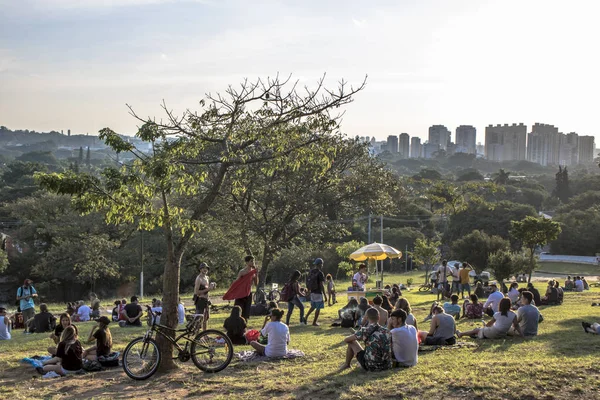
[122,308,233,380]
[418,282,433,292]
[253,285,280,304]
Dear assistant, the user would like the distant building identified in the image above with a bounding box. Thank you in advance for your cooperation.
[399,133,410,158]
[410,137,422,158]
[485,123,527,161]
[559,132,579,166]
[476,142,485,156]
[428,125,450,151]
[527,123,560,166]
[455,125,477,154]
[578,135,596,164]
[68,129,71,137]
[386,135,399,153]
[423,142,440,159]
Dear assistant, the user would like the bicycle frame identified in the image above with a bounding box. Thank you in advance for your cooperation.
[144,311,203,358]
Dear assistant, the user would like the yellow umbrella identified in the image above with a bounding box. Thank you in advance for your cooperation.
[349,242,402,261]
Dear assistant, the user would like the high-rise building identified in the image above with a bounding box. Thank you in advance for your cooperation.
[68,129,71,136]
[386,135,399,153]
[423,142,440,159]
[578,135,596,164]
[476,142,485,156]
[428,125,451,150]
[455,125,477,154]
[485,123,527,161]
[399,133,410,158]
[410,137,422,158]
[527,123,560,166]
[559,132,579,166]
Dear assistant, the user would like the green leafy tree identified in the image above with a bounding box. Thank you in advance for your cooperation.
[335,240,365,279]
[0,249,8,274]
[487,250,520,286]
[86,147,91,167]
[451,230,510,272]
[78,146,84,163]
[492,169,510,184]
[552,166,571,203]
[410,238,441,284]
[456,169,484,182]
[510,216,561,282]
[36,75,365,371]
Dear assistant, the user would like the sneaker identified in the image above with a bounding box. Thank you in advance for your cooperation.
[312,322,320,327]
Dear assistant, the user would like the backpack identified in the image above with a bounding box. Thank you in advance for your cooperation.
[306,269,321,292]
[280,282,294,302]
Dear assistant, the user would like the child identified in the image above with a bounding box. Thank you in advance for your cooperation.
[223,305,247,345]
[250,308,289,358]
[38,326,83,376]
[326,274,336,306]
[83,316,113,360]
[49,313,73,355]
[118,299,128,322]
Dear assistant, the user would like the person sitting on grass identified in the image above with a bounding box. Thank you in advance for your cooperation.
[338,298,359,328]
[509,291,539,337]
[527,283,542,306]
[356,297,371,326]
[388,309,418,368]
[483,282,505,317]
[111,300,121,322]
[381,295,394,314]
[555,281,564,304]
[119,296,143,327]
[564,276,574,291]
[457,298,523,339]
[462,294,484,319]
[74,300,91,322]
[418,305,456,345]
[443,295,461,320]
[49,313,73,355]
[582,321,600,334]
[507,282,520,304]
[223,305,247,345]
[474,282,485,299]
[581,277,589,291]
[83,316,112,361]
[250,308,289,358]
[574,276,584,292]
[340,308,391,371]
[89,293,101,319]
[37,326,83,376]
[368,295,388,326]
[29,303,56,333]
[0,307,11,340]
[540,280,559,305]
[389,286,401,307]
[395,298,418,330]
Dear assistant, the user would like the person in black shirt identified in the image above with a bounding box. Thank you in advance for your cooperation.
[83,316,113,360]
[48,313,73,355]
[304,258,328,326]
[39,325,83,375]
[119,296,143,327]
[223,305,247,345]
[527,283,542,306]
[29,303,56,333]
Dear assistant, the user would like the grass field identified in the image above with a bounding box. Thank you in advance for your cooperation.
[1,271,599,400]
[538,262,600,277]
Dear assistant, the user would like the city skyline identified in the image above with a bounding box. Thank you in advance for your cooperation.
[1,1,600,144]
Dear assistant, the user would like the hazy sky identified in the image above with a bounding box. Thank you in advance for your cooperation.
[1,0,599,144]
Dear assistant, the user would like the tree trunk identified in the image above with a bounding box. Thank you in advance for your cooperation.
[527,248,534,284]
[258,244,273,287]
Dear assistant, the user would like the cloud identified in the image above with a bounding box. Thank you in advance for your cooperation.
[352,18,366,28]
[0,49,19,73]
[0,0,212,11]
[160,53,168,61]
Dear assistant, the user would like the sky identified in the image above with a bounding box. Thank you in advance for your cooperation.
[1,0,599,144]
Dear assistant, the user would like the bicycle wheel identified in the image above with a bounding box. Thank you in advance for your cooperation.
[190,329,233,373]
[269,289,281,302]
[418,285,430,292]
[122,337,161,380]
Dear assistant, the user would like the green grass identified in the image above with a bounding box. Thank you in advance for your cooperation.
[538,261,600,276]
[1,272,599,399]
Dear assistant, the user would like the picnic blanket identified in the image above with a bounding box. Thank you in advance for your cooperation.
[22,355,52,368]
[235,349,305,362]
[418,341,478,352]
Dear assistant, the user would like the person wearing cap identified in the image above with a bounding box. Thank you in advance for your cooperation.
[483,282,505,317]
[353,264,368,291]
[303,258,328,326]
[194,262,213,330]
[16,279,38,331]
[83,316,113,360]
[0,307,11,340]
[119,296,143,327]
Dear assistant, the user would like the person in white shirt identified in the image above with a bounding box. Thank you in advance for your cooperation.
[352,264,368,291]
[458,298,523,339]
[149,299,162,325]
[0,307,11,340]
[177,298,185,325]
[483,282,505,317]
[507,282,520,304]
[250,308,289,358]
[574,277,584,292]
[388,309,418,367]
[75,300,91,322]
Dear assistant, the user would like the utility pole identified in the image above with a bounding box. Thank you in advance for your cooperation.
[140,230,144,299]
[368,212,372,243]
[405,245,408,273]
[380,215,384,285]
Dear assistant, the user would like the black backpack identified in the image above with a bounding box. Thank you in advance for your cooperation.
[306,269,321,292]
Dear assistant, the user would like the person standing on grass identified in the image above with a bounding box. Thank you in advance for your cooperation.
[285,270,306,326]
[388,309,418,368]
[229,256,259,321]
[194,262,213,331]
[459,263,472,299]
[304,258,328,326]
[340,308,391,371]
[353,264,368,291]
[326,274,336,306]
[178,297,186,325]
[483,282,504,317]
[0,307,11,340]
[16,279,37,331]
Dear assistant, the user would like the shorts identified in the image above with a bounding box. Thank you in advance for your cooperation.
[478,327,505,339]
[310,293,324,310]
[356,350,367,370]
[22,307,35,323]
[195,297,210,318]
[460,283,471,292]
[424,336,456,345]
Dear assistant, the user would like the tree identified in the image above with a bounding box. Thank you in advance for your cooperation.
[510,216,561,282]
[487,250,520,286]
[86,147,91,167]
[456,169,484,182]
[493,169,510,184]
[410,238,441,284]
[335,240,365,279]
[37,75,365,371]
[552,166,571,203]
[78,146,84,164]
[451,230,510,272]
[0,249,8,274]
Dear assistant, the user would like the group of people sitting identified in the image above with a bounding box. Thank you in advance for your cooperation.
[564,276,589,292]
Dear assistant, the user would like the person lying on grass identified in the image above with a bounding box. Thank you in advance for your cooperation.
[582,321,600,334]
[340,307,391,371]
[48,313,73,355]
[83,316,113,361]
[38,325,83,376]
[457,298,523,339]
[418,305,456,345]
[250,308,289,358]
[387,309,418,368]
